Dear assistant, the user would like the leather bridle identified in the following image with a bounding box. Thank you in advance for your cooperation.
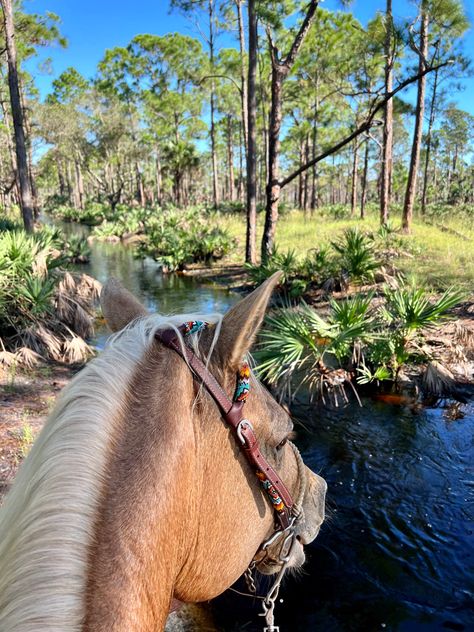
[156,322,306,631]
[155,323,297,531]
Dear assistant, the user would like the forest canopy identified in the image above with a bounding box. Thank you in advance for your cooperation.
[0,0,472,260]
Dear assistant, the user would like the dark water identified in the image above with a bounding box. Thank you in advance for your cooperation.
[213,399,474,632]
[62,223,473,631]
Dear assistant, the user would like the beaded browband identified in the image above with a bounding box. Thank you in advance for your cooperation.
[155,321,294,530]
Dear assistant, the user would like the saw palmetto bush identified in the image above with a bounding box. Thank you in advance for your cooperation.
[0,229,100,368]
[256,294,375,402]
[62,235,92,263]
[358,284,467,383]
[136,207,235,271]
[256,283,465,400]
[331,227,379,282]
[92,206,152,240]
[246,228,383,297]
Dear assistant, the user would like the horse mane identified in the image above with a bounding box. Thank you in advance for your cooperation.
[0,312,222,632]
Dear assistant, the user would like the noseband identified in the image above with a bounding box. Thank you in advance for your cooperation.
[156,321,305,631]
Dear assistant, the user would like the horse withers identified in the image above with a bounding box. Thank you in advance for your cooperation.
[0,272,326,632]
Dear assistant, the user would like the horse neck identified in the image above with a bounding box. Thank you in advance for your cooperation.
[84,347,197,632]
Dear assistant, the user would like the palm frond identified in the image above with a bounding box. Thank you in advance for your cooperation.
[422,361,455,395]
[14,346,42,368]
[62,333,94,364]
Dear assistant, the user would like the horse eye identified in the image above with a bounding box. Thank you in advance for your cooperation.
[276,438,288,451]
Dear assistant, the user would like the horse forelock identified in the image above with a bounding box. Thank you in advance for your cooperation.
[0,311,223,632]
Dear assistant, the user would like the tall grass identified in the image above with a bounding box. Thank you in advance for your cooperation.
[217,205,474,291]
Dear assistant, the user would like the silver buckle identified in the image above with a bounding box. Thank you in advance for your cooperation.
[236,419,253,445]
[261,515,297,550]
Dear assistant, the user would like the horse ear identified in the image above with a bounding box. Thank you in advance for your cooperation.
[100,278,148,332]
[215,270,282,370]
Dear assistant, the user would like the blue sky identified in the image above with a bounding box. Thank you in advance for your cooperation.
[23,0,474,116]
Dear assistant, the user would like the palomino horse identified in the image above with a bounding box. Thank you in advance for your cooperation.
[0,272,326,632]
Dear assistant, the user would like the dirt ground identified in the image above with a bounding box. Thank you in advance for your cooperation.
[0,362,79,500]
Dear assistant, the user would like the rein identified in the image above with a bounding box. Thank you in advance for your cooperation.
[156,321,306,631]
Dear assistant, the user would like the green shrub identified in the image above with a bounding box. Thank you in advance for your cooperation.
[216,200,245,214]
[332,227,379,282]
[245,247,300,285]
[63,235,91,263]
[136,209,235,271]
[301,246,337,283]
[326,203,351,220]
[256,282,465,397]
[0,229,98,365]
[256,298,373,397]
[0,218,22,232]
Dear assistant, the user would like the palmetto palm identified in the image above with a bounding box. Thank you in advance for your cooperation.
[331,227,379,282]
[382,285,465,336]
[256,295,374,397]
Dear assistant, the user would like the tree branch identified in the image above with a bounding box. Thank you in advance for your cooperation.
[279,61,450,189]
[265,25,278,67]
[198,73,242,95]
[283,0,319,70]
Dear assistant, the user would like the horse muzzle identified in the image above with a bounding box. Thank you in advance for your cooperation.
[295,471,327,545]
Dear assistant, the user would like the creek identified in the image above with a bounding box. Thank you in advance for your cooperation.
[64,223,473,632]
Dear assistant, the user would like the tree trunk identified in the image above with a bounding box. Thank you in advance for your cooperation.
[238,123,245,202]
[135,163,146,207]
[66,160,74,204]
[257,46,269,206]
[303,135,310,212]
[155,152,162,205]
[208,0,219,208]
[421,64,439,215]
[262,66,284,258]
[0,79,19,201]
[261,0,319,259]
[227,116,235,201]
[235,0,248,154]
[360,138,370,219]
[402,4,429,233]
[380,0,394,226]
[351,140,359,216]
[298,138,304,210]
[74,159,85,210]
[245,0,257,263]
[1,0,34,231]
[310,76,319,211]
[56,153,66,197]
[19,78,39,218]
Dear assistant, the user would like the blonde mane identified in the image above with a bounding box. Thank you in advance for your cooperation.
[0,312,222,632]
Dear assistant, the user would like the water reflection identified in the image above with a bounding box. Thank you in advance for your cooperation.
[60,223,239,348]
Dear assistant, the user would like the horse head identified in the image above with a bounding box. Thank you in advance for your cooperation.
[0,273,326,632]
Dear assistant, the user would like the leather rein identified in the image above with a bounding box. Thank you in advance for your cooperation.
[155,322,295,531]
